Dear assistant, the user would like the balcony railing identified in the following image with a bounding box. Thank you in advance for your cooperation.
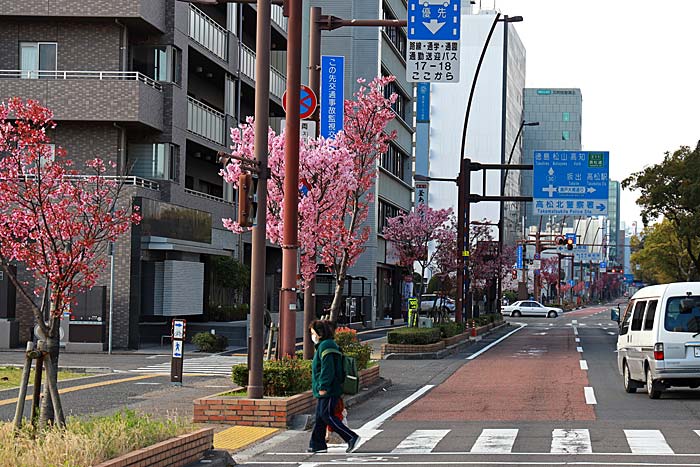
[189,4,228,61]
[185,188,234,205]
[187,96,226,146]
[248,3,287,32]
[10,175,160,190]
[239,44,286,100]
[0,70,162,90]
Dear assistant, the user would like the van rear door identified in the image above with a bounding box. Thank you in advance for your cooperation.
[659,295,700,372]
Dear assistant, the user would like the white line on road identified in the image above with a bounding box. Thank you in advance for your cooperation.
[466,324,527,360]
[624,429,674,454]
[575,337,581,342]
[577,346,584,353]
[470,428,518,453]
[134,382,161,385]
[584,386,597,404]
[573,327,579,336]
[392,429,450,454]
[608,331,617,335]
[580,360,588,370]
[695,430,700,438]
[572,320,578,325]
[550,428,592,454]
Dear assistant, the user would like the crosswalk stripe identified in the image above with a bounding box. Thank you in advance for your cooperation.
[470,429,518,454]
[695,430,700,438]
[624,429,674,454]
[580,360,588,370]
[391,429,450,454]
[551,429,592,454]
[131,355,246,376]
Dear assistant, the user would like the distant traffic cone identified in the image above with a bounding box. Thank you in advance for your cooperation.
[471,320,477,337]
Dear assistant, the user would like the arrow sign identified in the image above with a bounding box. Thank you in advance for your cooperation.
[423,19,446,35]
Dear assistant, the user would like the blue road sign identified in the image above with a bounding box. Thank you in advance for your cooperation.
[600,261,607,269]
[416,82,430,122]
[321,55,344,139]
[516,245,523,269]
[533,151,609,216]
[408,0,461,41]
[565,233,576,244]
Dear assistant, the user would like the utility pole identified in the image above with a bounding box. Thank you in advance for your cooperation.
[279,0,302,358]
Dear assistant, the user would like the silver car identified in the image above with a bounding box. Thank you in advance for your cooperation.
[501,300,562,318]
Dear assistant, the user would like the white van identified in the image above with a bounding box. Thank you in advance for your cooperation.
[613,282,700,399]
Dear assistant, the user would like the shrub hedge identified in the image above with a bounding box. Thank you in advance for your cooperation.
[335,327,373,370]
[438,321,466,338]
[231,357,312,397]
[192,332,229,353]
[387,327,441,345]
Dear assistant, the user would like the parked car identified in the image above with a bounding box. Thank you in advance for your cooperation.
[501,300,562,318]
[612,282,700,399]
[420,294,455,312]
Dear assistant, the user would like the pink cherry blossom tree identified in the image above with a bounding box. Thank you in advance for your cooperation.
[0,99,140,427]
[221,76,397,322]
[382,204,452,298]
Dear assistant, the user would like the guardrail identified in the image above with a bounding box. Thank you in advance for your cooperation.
[189,4,228,61]
[0,70,162,90]
[239,45,285,100]
[187,96,226,146]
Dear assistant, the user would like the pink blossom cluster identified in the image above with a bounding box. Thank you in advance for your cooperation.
[0,98,140,318]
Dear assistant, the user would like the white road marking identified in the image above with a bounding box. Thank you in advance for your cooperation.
[550,429,592,454]
[624,429,674,454]
[572,320,578,325]
[134,382,161,385]
[575,337,581,342]
[470,428,518,453]
[573,327,579,336]
[577,346,584,353]
[466,324,527,360]
[608,331,617,335]
[580,360,588,370]
[584,386,597,404]
[392,429,450,454]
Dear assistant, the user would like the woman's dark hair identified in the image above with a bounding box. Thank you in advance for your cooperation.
[309,320,335,340]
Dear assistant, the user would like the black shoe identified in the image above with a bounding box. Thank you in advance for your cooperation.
[346,435,361,453]
[307,447,327,453]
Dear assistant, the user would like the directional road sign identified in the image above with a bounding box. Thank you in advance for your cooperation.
[282,85,317,120]
[406,0,460,82]
[321,56,344,138]
[546,245,603,262]
[516,245,523,269]
[173,320,185,339]
[533,151,609,216]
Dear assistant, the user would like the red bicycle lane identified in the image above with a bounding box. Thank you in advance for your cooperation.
[395,326,595,422]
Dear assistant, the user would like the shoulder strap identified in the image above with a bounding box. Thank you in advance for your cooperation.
[321,348,342,359]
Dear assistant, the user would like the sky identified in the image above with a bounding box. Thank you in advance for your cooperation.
[488,0,700,232]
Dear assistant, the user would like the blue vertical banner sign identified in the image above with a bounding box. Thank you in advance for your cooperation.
[321,55,344,139]
[516,245,523,269]
[416,82,430,122]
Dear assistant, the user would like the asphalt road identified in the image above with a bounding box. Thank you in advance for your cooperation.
[238,305,700,466]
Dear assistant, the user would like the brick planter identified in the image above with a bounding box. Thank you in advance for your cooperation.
[442,332,471,347]
[194,366,381,427]
[381,340,445,357]
[94,428,213,467]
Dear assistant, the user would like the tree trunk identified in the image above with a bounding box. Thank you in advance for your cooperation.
[39,334,63,428]
[329,275,345,323]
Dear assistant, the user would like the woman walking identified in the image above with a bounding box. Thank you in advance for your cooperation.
[308,320,360,454]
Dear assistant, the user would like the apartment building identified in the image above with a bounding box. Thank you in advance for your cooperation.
[0,1,289,349]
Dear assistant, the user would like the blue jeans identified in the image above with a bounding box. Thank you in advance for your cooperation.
[309,396,357,450]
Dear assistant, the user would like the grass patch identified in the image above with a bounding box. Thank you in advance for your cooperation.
[219,388,248,397]
[0,409,195,467]
[366,360,379,369]
[0,366,84,390]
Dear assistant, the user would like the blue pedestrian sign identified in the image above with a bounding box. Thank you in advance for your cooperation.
[172,339,183,359]
[408,0,460,41]
[533,151,609,216]
[320,55,344,139]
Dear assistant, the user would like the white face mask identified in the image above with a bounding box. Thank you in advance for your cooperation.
[311,334,320,344]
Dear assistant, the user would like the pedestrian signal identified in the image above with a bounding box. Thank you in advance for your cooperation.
[566,237,574,250]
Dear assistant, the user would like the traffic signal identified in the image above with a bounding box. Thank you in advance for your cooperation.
[237,173,255,227]
[555,236,565,246]
[512,269,517,280]
[566,237,574,250]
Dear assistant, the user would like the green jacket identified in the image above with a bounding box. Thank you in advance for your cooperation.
[312,338,343,398]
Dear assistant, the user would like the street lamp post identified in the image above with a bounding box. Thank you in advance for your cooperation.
[457,13,522,324]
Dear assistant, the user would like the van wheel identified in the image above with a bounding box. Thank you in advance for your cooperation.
[646,368,662,399]
[623,362,637,393]
[548,311,557,318]
[511,310,521,317]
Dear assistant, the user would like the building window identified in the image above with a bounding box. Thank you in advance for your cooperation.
[128,143,178,180]
[383,5,406,56]
[132,45,182,84]
[562,112,570,122]
[19,42,57,79]
[383,77,409,122]
[378,199,404,233]
[562,131,570,141]
[381,142,408,182]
